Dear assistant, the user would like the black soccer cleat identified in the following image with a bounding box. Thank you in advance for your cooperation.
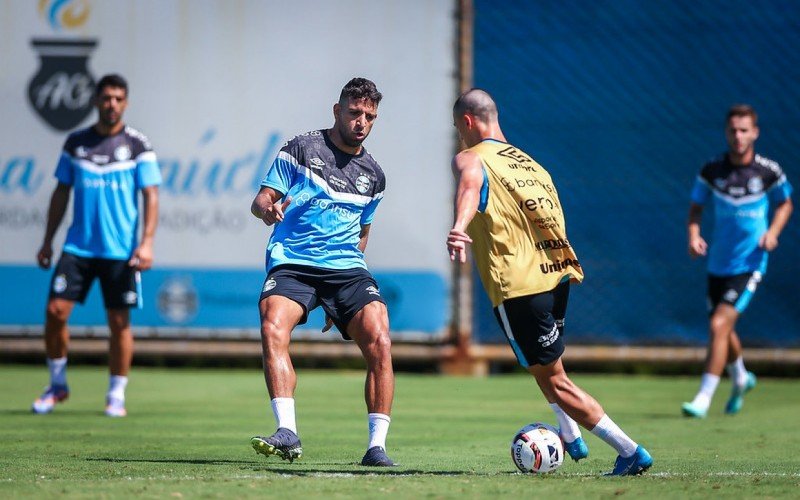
[251,427,303,463]
[360,446,397,467]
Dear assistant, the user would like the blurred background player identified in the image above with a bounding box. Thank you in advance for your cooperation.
[447,88,652,476]
[249,78,396,467]
[32,74,161,417]
[682,104,793,418]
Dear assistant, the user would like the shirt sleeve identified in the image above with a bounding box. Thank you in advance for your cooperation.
[690,175,711,204]
[135,150,162,188]
[360,193,383,225]
[768,174,793,204]
[53,150,74,185]
[260,141,300,198]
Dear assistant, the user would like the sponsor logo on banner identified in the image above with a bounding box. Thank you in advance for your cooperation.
[28,1,98,131]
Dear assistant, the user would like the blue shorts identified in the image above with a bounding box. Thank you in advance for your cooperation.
[493,280,569,368]
[259,264,386,340]
[707,271,762,314]
[49,252,141,309]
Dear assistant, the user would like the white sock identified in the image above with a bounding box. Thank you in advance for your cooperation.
[590,414,638,458]
[549,403,581,443]
[107,375,128,402]
[367,413,391,450]
[270,397,297,434]
[690,373,720,410]
[726,357,748,387]
[47,357,68,387]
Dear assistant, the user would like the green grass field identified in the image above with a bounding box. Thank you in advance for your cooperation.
[1,365,798,498]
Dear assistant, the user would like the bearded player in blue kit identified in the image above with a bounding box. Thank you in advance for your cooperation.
[32,74,161,418]
[682,104,793,418]
[249,78,396,467]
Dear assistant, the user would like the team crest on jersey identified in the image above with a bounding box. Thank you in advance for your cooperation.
[747,176,763,193]
[114,145,132,161]
[263,278,277,292]
[356,175,371,194]
[53,274,67,293]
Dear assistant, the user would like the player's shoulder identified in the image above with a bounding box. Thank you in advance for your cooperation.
[753,154,784,177]
[122,125,155,153]
[63,126,95,150]
[699,154,727,178]
[283,129,325,150]
[360,149,386,185]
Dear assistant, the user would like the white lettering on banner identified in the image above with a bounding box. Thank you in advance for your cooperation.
[159,207,247,234]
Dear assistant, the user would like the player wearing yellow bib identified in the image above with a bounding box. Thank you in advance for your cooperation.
[447,88,652,476]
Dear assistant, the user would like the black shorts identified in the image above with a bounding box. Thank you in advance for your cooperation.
[493,280,569,367]
[708,271,762,314]
[259,264,386,340]
[49,252,141,309]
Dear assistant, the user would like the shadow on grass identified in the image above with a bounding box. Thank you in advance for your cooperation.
[86,457,510,476]
[1,409,106,416]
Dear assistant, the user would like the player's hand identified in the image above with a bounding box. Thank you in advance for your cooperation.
[36,244,53,269]
[688,235,707,258]
[759,231,779,251]
[321,314,334,333]
[447,228,473,263]
[261,196,292,226]
[129,243,154,270]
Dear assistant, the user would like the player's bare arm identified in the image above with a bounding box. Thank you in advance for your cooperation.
[251,186,291,226]
[760,197,793,251]
[130,185,158,270]
[448,150,483,263]
[37,182,71,269]
[358,224,371,253]
[687,202,707,258]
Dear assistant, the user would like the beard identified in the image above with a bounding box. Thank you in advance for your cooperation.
[336,122,366,148]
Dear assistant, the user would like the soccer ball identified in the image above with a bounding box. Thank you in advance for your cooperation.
[510,422,564,473]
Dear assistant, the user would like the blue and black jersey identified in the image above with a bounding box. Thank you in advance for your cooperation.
[260,129,386,272]
[54,126,161,260]
[691,153,792,276]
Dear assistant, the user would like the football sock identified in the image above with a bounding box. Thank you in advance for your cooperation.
[590,414,638,458]
[549,403,582,442]
[690,373,720,410]
[107,375,128,402]
[367,413,391,450]
[727,356,748,387]
[47,357,68,387]
[270,397,297,434]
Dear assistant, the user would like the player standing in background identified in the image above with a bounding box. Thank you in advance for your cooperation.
[32,74,161,418]
[447,88,652,476]
[682,105,793,418]
[249,78,396,467]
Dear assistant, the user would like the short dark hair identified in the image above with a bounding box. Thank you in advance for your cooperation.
[453,88,498,122]
[727,104,758,126]
[339,77,382,106]
[95,74,128,97]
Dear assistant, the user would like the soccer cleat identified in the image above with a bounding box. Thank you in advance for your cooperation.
[608,445,653,476]
[360,446,397,467]
[104,396,127,417]
[31,384,69,414]
[563,436,589,462]
[725,371,757,415]
[251,428,303,463]
[681,401,707,418]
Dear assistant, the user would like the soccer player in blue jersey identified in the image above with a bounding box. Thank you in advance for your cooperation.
[682,105,793,418]
[32,74,161,418]
[249,78,395,467]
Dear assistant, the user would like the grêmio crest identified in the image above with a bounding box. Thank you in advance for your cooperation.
[28,38,98,131]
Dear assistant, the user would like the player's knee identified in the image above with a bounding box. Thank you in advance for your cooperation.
[45,302,70,324]
[709,315,732,336]
[260,319,289,353]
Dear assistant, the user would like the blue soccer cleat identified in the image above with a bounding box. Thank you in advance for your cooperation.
[251,427,303,463]
[31,384,70,414]
[563,436,589,462]
[725,371,757,415]
[360,446,397,467]
[608,445,653,476]
[681,401,707,418]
